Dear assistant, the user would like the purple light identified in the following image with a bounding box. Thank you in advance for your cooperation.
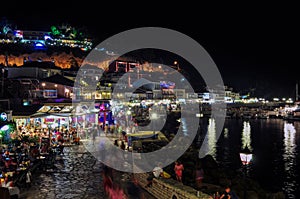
[54,98,65,102]
[160,81,175,89]
[100,104,105,111]
[44,35,52,40]
[0,125,9,131]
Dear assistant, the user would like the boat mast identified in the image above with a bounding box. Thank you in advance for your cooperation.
[296,83,299,102]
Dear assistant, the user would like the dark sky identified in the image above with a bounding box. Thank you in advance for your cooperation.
[1,4,298,98]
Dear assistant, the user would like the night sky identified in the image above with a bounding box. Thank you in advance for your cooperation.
[1,5,298,98]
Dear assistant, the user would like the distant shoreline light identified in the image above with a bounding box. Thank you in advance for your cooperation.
[0,28,93,51]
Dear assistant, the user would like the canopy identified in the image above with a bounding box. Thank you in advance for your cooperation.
[30,105,73,118]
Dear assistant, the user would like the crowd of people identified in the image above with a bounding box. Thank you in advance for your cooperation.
[0,124,73,198]
[0,140,36,198]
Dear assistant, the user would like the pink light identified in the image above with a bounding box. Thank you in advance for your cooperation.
[100,104,105,111]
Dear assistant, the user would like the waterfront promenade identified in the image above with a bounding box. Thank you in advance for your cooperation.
[19,144,104,199]
[18,143,157,199]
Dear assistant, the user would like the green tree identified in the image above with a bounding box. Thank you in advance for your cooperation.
[51,26,61,37]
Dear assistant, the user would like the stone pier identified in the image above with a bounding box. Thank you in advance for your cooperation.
[134,173,212,199]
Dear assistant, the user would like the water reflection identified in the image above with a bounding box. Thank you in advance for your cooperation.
[283,122,297,198]
[206,118,217,159]
[181,118,188,136]
[223,128,229,139]
[241,121,252,150]
[206,119,299,198]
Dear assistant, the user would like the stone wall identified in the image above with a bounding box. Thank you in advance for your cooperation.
[134,173,212,199]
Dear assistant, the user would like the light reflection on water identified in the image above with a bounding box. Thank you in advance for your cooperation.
[242,121,252,150]
[283,122,297,198]
[200,118,299,198]
[223,128,229,139]
[206,118,217,159]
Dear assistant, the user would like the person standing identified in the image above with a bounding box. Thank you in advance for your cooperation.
[174,160,184,183]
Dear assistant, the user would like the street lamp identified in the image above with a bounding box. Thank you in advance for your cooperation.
[173,61,180,71]
[239,145,253,199]
[41,83,46,97]
[240,146,253,165]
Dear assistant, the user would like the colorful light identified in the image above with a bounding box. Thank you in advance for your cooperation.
[100,103,105,111]
[35,43,44,47]
[44,35,52,40]
[14,30,23,38]
[240,146,253,165]
[0,125,9,131]
[0,112,7,121]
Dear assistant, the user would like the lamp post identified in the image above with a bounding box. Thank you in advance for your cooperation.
[239,145,253,199]
[41,82,46,97]
[173,61,180,71]
[151,112,158,136]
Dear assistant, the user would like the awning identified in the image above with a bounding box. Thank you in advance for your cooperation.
[48,113,71,118]
[30,112,71,118]
[30,112,50,118]
[30,105,73,118]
